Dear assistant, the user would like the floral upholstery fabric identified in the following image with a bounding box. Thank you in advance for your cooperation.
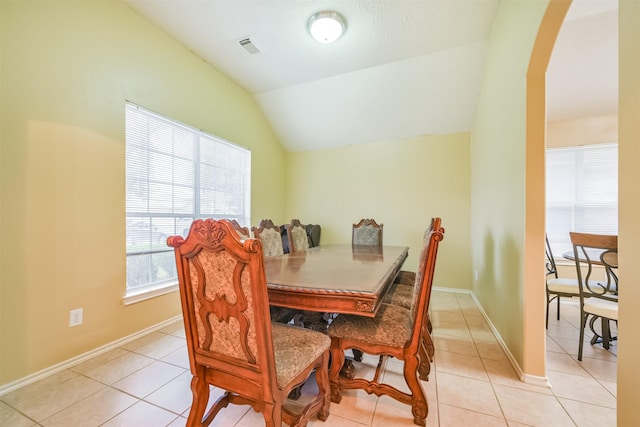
[189,249,257,363]
[235,229,250,240]
[410,229,432,320]
[290,226,309,252]
[328,304,412,348]
[258,227,284,258]
[353,224,381,246]
[272,322,330,387]
[394,270,416,286]
[383,282,413,310]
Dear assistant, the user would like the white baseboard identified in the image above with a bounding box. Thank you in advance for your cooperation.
[0,315,182,397]
[433,287,551,388]
[3,287,551,396]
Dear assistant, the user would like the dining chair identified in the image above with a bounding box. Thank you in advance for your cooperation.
[327,218,444,427]
[252,219,302,325]
[350,219,431,365]
[167,219,331,426]
[287,219,310,252]
[569,231,618,361]
[252,219,285,258]
[545,234,580,328]
[352,218,383,246]
[228,219,251,240]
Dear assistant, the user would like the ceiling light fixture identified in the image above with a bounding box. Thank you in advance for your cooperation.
[307,11,346,44]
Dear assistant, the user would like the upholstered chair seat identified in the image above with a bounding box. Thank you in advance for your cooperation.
[272,323,331,387]
[383,282,413,309]
[328,304,411,348]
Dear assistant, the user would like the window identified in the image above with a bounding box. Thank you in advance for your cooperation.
[125,102,251,300]
[546,144,617,257]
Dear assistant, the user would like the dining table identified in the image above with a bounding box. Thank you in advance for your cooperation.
[264,244,409,317]
[263,243,409,385]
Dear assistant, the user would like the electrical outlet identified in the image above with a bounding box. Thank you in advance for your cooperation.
[69,308,83,327]
[474,270,479,281]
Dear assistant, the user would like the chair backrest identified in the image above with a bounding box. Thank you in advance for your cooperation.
[409,218,444,346]
[352,218,383,246]
[569,232,618,297]
[287,219,309,252]
[167,219,277,396]
[306,224,322,247]
[229,219,251,240]
[545,234,559,278]
[252,219,285,258]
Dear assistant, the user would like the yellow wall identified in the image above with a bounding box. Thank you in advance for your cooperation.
[547,113,617,148]
[470,0,549,373]
[617,0,640,424]
[285,133,471,289]
[0,1,286,384]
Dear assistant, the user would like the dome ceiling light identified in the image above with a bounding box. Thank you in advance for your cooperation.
[307,11,346,44]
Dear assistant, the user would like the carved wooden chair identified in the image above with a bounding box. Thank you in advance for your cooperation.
[252,219,285,258]
[545,234,580,328]
[253,219,301,325]
[228,219,251,240]
[379,219,439,375]
[327,218,444,426]
[352,218,383,247]
[569,232,618,361]
[287,219,310,253]
[167,219,331,426]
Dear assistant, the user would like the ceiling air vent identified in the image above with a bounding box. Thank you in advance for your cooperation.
[238,37,263,55]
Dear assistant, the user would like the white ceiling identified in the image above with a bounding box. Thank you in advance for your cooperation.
[125,0,618,152]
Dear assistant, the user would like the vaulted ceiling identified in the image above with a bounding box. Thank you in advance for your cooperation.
[125,0,618,152]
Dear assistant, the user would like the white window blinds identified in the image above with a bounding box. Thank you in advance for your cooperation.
[125,102,251,296]
[546,144,618,257]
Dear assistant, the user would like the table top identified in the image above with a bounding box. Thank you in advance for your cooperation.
[562,248,609,266]
[264,244,409,317]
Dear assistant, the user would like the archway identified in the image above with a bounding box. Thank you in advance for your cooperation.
[523,0,571,379]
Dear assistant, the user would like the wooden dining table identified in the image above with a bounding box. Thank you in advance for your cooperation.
[264,244,409,317]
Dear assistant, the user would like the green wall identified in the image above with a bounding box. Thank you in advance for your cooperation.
[470,0,549,369]
[0,0,286,385]
[285,133,472,289]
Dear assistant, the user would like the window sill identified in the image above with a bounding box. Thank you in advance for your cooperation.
[124,282,179,305]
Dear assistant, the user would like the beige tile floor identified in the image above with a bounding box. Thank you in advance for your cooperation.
[0,290,617,426]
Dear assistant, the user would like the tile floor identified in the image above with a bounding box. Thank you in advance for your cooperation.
[0,290,617,426]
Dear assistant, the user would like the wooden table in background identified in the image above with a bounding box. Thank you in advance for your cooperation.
[265,244,409,317]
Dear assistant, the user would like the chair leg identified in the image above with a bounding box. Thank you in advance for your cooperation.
[316,351,331,421]
[261,403,282,427]
[417,342,431,382]
[187,373,210,426]
[601,318,611,350]
[403,353,428,426]
[545,293,550,329]
[329,339,346,403]
[578,311,588,361]
[556,295,561,320]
